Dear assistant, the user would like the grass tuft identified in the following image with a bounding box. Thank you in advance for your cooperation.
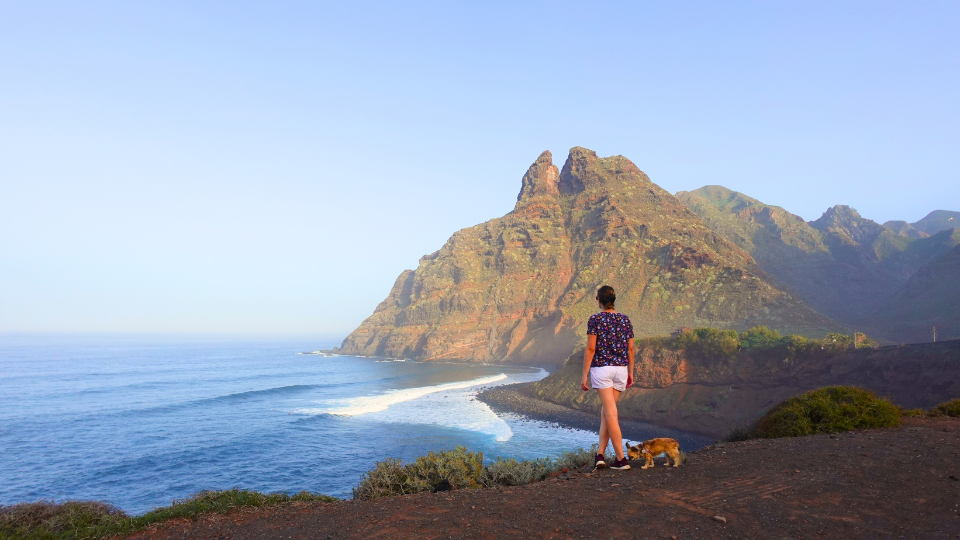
[0,489,337,540]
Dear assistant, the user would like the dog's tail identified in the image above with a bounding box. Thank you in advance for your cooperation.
[677,450,687,466]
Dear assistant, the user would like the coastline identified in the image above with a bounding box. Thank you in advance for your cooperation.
[477,382,716,450]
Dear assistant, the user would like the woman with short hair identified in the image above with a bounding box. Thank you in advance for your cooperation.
[580,285,635,470]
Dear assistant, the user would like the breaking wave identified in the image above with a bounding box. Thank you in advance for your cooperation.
[296,373,508,416]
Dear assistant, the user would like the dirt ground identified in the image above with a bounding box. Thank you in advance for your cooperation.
[124,417,960,540]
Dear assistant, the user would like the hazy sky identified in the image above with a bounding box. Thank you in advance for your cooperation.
[2,1,958,335]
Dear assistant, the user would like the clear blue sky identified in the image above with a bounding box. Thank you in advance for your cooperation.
[2,1,958,335]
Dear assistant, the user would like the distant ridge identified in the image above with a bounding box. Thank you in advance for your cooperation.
[335,150,839,365]
[676,186,959,342]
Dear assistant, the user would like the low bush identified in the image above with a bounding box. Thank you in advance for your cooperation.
[481,457,552,487]
[0,489,336,540]
[669,328,740,360]
[403,446,485,493]
[738,326,782,349]
[354,446,600,500]
[0,500,125,539]
[723,424,752,442]
[749,386,901,439]
[928,398,960,418]
[353,446,484,500]
[901,407,927,418]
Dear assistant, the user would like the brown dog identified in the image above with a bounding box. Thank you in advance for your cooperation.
[626,438,685,469]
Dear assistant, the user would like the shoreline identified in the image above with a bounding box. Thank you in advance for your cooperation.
[477,382,717,450]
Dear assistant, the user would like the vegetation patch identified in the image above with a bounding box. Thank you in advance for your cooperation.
[928,398,960,418]
[354,446,599,500]
[638,326,879,361]
[0,489,336,540]
[731,386,901,440]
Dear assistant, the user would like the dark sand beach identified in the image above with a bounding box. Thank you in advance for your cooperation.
[475,383,715,448]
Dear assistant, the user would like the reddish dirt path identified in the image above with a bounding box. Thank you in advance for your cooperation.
[125,418,960,540]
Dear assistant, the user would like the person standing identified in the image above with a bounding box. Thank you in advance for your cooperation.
[580,285,635,470]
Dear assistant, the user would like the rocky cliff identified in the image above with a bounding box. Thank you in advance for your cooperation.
[525,339,960,436]
[335,149,839,364]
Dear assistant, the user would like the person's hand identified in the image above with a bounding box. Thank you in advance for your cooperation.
[581,377,589,391]
[626,373,633,389]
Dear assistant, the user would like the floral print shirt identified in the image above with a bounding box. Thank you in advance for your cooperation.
[586,312,634,367]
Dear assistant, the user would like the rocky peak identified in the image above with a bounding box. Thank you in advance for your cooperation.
[811,205,886,246]
[558,147,647,197]
[516,150,560,202]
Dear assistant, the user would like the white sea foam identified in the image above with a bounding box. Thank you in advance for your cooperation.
[297,373,508,417]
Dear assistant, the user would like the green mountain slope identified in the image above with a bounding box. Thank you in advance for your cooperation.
[869,244,960,342]
[913,210,960,235]
[676,187,960,335]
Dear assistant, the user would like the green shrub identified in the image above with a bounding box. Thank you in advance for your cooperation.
[738,326,782,349]
[551,447,599,471]
[0,500,125,539]
[481,457,552,487]
[928,398,960,418]
[0,489,337,540]
[353,446,484,500]
[750,386,901,439]
[669,328,739,359]
[403,446,485,493]
[723,424,752,442]
[901,408,927,418]
[354,446,600,500]
[351,458,412,500]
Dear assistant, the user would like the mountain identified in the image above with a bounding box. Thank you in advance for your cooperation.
[882,220,928,239]
[870,244,960,342]
[912,210,960,236]
[335,149,839,365]
[676,186,959,334]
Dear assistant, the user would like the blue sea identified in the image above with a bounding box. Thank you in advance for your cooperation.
[0,334,709,514]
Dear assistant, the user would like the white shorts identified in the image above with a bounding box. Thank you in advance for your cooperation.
[590,366,628,391]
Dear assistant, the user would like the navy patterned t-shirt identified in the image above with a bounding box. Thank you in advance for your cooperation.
[586,312,635,367]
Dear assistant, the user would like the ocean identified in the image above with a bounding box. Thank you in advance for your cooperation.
[0,334,705,514]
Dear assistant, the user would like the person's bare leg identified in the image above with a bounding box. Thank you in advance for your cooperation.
[597,388,624,459]
[598,405,609,457]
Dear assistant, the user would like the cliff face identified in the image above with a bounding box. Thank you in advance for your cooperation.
[676,187,960,336]
[336,149,838,364]
[526,340,960,436]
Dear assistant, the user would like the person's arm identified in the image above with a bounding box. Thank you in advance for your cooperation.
[627,338,635,388]
[581,334,597,391]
